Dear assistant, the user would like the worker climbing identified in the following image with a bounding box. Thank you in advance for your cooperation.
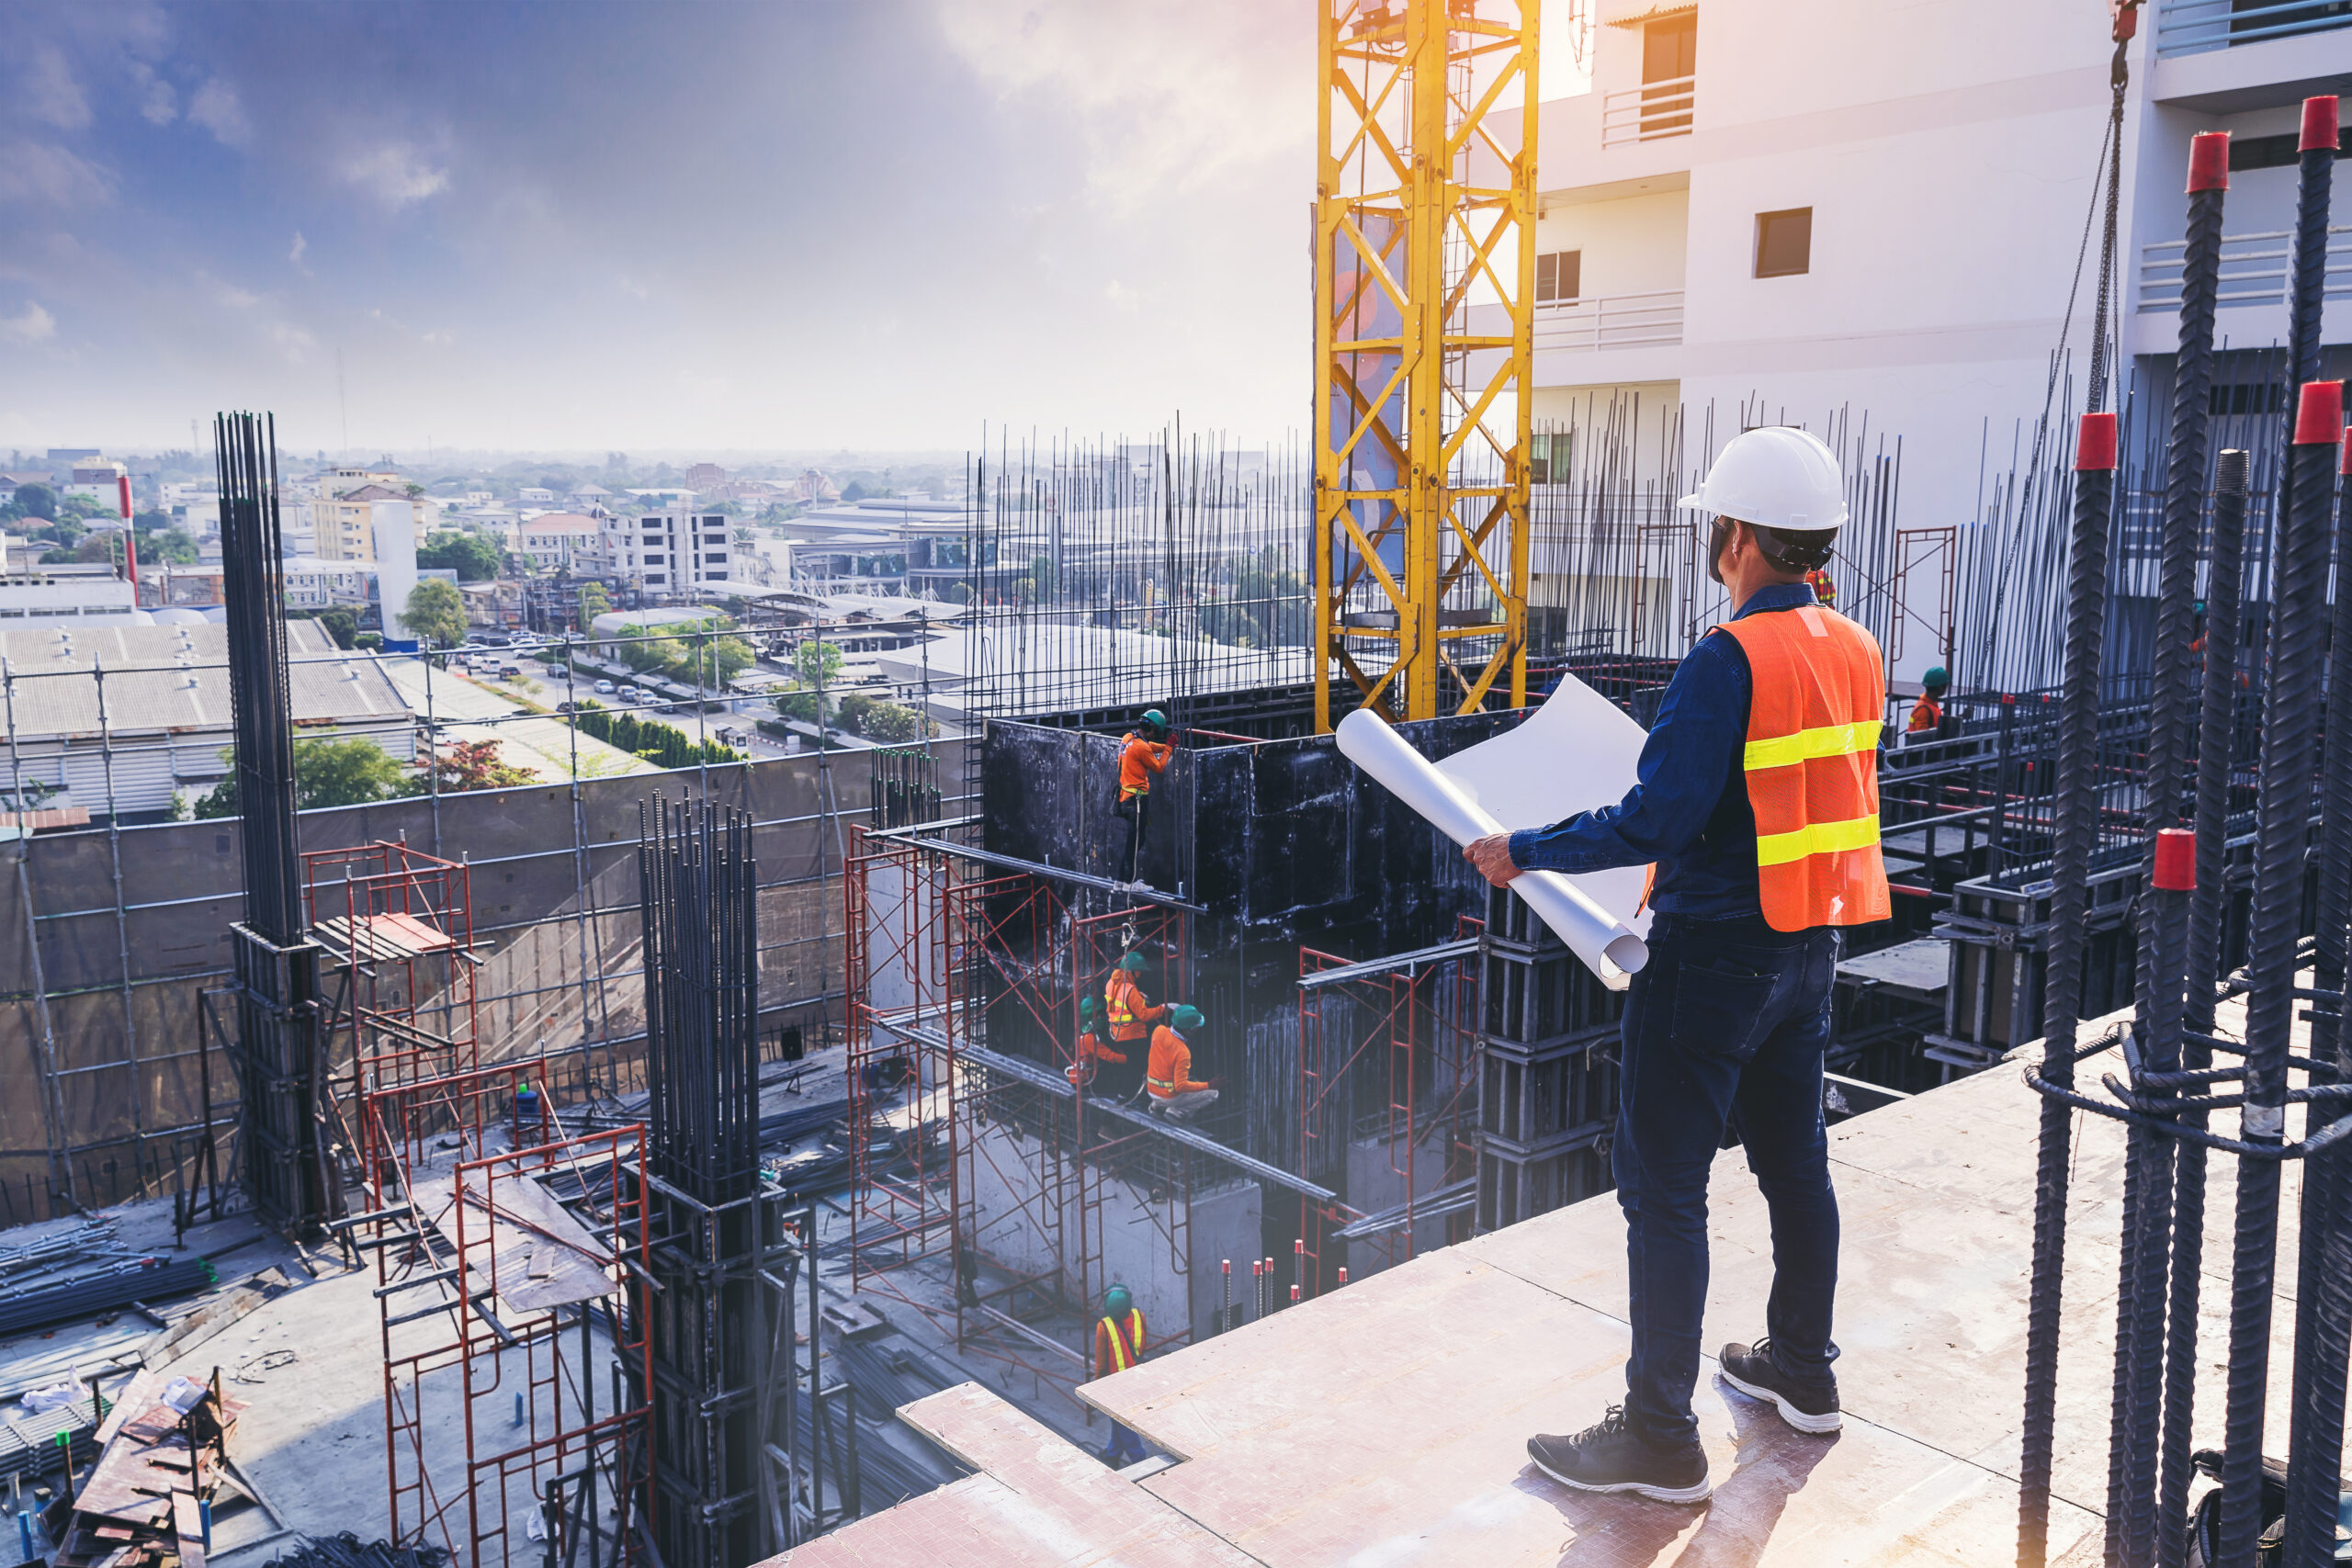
[1066,994,1132,1098]
[1091,1283,1150,1467]
[1905,665,1951,741]
[1464,424,1889,1504]
[1114,709,1173,886]
[1146,1003,1222,1120]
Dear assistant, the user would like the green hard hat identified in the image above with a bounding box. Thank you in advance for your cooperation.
[1079,996,1097,1019]
[1104,1283,1133,1315]
[1120,953,1147,972]
[1921,666,1950,689]
[1170,1004,1204,1030]
[1140,709,1167,729]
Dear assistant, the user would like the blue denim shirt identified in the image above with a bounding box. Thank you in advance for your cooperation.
[1506,582,1822,919]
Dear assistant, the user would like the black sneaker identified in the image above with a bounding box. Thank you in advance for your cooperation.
[1718,1337,1841,1434]
[1526,1404,1711,1504]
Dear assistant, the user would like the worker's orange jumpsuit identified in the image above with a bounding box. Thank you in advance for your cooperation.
[1104,970,1167,1046]
[1114,732,1172,881]
[1146,1023,1217,1117]
[1906,694,1943,734]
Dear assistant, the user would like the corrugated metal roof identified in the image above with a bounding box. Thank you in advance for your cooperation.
[1600,0,1696,25]
[0,620,413,741]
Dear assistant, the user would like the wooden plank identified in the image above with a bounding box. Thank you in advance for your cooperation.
[93,1370,164,1449]
[174,1490,208,1568]
[411,1173,616,1314]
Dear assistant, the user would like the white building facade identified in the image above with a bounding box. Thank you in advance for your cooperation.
[1512,0,2352,518]
[594,511,733,600]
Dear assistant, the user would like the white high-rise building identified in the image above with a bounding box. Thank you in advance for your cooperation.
[594,510,733,600]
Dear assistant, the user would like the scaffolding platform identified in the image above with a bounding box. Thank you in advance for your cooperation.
[761,1002,2341,1566]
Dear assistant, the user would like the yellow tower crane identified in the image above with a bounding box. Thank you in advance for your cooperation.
[1314,0,1539,730]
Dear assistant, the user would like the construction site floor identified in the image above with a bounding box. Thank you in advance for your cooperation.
[767,1000,2333,1566]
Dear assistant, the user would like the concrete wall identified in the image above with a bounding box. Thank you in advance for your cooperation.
[0,747,952,1224]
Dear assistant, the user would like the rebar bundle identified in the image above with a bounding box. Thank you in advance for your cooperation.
[215,410,336,1233]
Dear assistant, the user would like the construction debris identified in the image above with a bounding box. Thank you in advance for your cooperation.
[254,1534,450,1568]
[41,1366,250,1568]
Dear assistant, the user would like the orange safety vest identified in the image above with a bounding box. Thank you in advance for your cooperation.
[1145,1024,1202,1098]
[1905,694,1943,734]
[1096,1307,1146,1374]
[1119,734,1170,800]
[1104,971,1164,1043]
[1712,604,1892,932]
[1066,1029,1124,1087]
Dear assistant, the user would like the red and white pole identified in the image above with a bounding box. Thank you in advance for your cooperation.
[116,474,140,600]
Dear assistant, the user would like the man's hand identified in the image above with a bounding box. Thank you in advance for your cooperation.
[1464,832,1521,887]
[1204,1077,1227,1091]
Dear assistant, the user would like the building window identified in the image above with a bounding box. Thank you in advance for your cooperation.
[1640,13,1696,136]
[1535,251,1582,304]
[1755,208,1812,278]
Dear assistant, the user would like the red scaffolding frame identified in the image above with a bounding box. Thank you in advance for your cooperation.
[356,1058,653,1566]
[305,841,481,1093]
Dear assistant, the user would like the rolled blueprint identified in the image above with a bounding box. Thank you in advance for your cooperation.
[1336,707,1649,988]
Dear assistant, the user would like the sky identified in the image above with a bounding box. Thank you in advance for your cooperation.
[0,1,1321,458]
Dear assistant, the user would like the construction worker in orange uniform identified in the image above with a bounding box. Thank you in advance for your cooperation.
[1905,666,1950,742]
[1091,1284,1150,1467]
[1466,425,1888,1505]
[1067,995,1130,1095]
[1114,710,1172,885]
[1145,1004,1222,1120]
[1103,952,1167,1057]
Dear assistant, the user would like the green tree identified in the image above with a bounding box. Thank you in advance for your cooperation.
[399,577,469,648]
[192,736,414,817]
[578,581,612,626]
[416,529,503,581]
[794,639,843,690]
[861,701,934,743]
[13,481,55,518]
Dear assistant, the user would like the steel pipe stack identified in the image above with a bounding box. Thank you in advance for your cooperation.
[215,411,335,1233]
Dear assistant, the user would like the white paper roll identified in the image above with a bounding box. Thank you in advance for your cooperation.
[1336,708,1649,989]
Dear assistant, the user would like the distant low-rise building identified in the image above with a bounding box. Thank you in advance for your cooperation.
[594,510,733,601]
[62,458,128,511]
[514,512,601,571]
[0,620,413,818]
[518,486,557,505]
[282,557,376,608]
[0,566,140,626]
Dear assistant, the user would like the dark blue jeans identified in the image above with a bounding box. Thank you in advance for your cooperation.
[1615,912,1842,1447]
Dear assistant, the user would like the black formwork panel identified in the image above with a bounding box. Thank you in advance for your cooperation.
[1473,884,1624,1234]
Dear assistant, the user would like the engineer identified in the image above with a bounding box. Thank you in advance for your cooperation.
[1463,424,1890,1505]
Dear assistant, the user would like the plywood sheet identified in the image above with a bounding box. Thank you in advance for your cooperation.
[411,1171,616,1314]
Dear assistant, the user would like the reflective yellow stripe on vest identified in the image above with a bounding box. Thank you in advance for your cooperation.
[1755,813,1883,868]
[1743,719,1883,773]
[1102,1309,1143,1371]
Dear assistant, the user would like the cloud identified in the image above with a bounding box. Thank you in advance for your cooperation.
[0,140,113,205]
[340,143,449,209]
[24,47,92,131]
[187,78,250,146]
[935,0,1307,217]
[138,74,178,126]
[267,321,317,360]
[0,301,57,345]
[289,231,307,267]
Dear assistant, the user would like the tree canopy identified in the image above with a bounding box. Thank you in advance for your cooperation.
[192,736,415,818]
[416,529,503,581]
[399,577,469,648]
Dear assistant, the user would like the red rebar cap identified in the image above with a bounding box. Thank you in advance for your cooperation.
[2303,96,2341,153]
[2342,427,2352,474]
[2188,132,2230,193]
[2153,828,2196,891]
[2075,412,2119,471]
[2293,380,2345,445]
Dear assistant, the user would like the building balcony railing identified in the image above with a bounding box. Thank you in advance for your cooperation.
[1600,74,1695,148]
[2137,226,2352,310]
[2154,0,2352,59]
[1532,289,1685,353]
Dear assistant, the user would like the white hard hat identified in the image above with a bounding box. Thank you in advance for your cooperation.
[1676,426,1849,533]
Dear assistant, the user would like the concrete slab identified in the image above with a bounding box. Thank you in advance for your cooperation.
[765,1383,1255,1567]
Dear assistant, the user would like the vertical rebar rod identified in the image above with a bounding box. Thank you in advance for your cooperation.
[2017,411,2118,1568]
[2217,378,2341,1562]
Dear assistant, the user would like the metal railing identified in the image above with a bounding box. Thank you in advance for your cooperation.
[2138,225,2352,310]
[1532,288,1685,352]
[2154,0,2352,58]
[1600,73,1694,147]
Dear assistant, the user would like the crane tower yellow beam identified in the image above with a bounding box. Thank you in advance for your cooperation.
[1314,0,1538,731]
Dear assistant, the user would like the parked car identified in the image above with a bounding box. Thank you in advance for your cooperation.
[556,701,579,714]
[594,680,616,694]
[476,632,513,648]
[499,665,523,680]
[619,685,645,702]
